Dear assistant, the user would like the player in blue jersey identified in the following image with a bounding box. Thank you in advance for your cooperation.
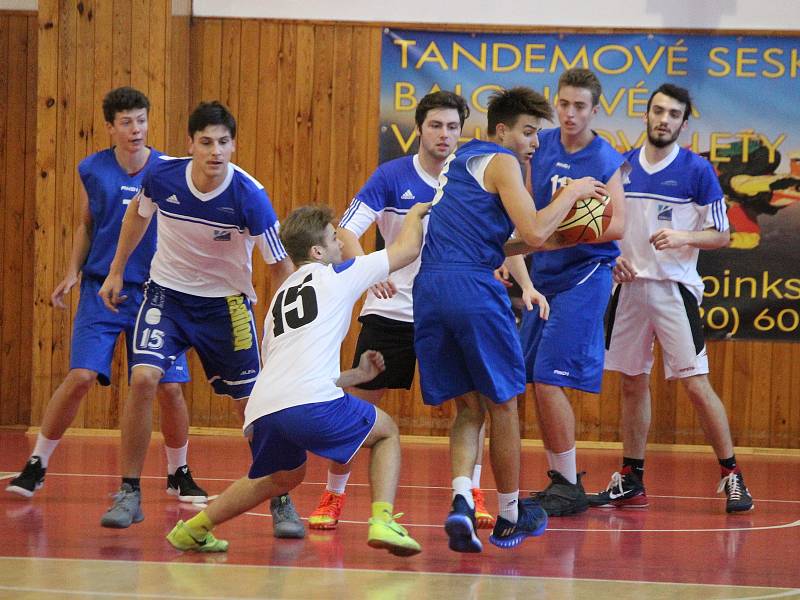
[415,86,608,552]
[505,68,627,517]
[309,91,495,530]
[6,88,204,503]
[588,84,753,513]
[166,202,429,557]
[97,101,297,532]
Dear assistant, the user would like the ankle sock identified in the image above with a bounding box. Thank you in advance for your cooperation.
[497,491,519,524]
[327,471,350,495]
[371,501,393,523]
[452,476,474,509]
[122,477,141,491]
[165,442,188,476]
[32,434,60,469]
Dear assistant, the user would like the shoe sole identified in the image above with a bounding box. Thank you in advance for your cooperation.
[543,502,589,517]
[273,527,306,539]
[308,520,338,530]
[166,488,208,503]
[101,512,144,529]
[367,538,421,557]
[489,516,548,549]
[444,514,482,553]
[726,504,755,513]
[6,483,41,498]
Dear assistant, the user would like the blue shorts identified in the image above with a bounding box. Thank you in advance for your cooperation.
[519,264,612,393]
[71,277,189,386]
[413,267,526,406]
[131,281,260,399]
[247,394,377,479]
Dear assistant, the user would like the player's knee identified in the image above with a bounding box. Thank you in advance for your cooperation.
[129,366,162,396]
[64,369,97,396]
[156,382,184,406]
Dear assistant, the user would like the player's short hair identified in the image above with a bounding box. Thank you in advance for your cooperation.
[486,86,553,135]
[280,204,335,265]
[415,91,470,129]
[188,101,237,139]
[102,87,150,124]
[558,68,602,106]
[648,83,693,122]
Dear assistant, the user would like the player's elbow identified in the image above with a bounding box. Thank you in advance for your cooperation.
[519,228,547,250]
[713,229,731,249]
[387,243,421,273]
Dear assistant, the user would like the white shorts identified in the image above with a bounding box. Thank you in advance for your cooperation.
[604,278,708,380]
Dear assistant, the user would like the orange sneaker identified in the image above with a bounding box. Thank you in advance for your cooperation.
[472,487,495,529]
[308,490,346,530]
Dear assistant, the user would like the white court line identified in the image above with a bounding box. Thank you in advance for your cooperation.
[4,470,800,505]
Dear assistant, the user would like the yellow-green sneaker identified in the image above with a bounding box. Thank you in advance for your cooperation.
[367,514,421,557]
[166,520,229,553]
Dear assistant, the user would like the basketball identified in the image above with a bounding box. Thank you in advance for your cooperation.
[555,194,613,244]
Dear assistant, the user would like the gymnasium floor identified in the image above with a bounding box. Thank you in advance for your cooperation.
[1,431,799,599]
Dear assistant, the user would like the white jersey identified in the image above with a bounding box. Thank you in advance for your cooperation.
[139,157,287,302]
[244,250,390,431]
[622,146,728,302]
[339,154,436,322]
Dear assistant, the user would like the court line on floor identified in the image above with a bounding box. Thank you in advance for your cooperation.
[3,470,800,506]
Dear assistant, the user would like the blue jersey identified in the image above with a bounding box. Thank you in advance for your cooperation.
[530,128,625,294]
[79,147,162,284]
[422,139,516,271]
[140,157,286,301]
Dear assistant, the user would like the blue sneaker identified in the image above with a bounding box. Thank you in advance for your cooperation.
[489,498,548,549]
[444,494,482,553]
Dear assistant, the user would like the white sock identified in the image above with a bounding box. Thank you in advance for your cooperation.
[327,471,350,495]
[498,491,519,523]
[471,464,482,489]
[165,442,188,476]
[551,447,577,484]
[452,476,474,509]
[32,434,60,468]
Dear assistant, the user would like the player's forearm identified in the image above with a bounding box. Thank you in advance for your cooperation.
[689,228,730,250]
[66,222,93,277]
[522,186,582,247]
[386,203,428,272]
[505,255,534,290]
[108,200,150,276]
[335,367,371,388]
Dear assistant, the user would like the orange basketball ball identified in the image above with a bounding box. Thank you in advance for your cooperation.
[555,195,612,245]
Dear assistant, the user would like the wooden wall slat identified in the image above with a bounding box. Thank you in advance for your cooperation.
[14,13,799,448]
[0,16,13,425]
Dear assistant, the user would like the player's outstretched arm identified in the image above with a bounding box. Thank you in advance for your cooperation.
[335,350,386,388]
[98,192,153,312]
[385,202,430,273]
[52,183,93,309]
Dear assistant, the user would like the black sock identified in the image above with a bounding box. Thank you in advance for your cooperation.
[122,477,141,491]
[719,455,738,472]
[622,457,645,481]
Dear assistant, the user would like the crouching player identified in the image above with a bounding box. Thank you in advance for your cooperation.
[166,201,430,556]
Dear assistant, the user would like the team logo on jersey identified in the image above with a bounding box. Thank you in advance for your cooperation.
[661,179,679,186]
[657,204,673,221]
[401,189,416,200]
[217,206,235,214]
[213,230,232,241]
[556,162,571,169]
[120,185,138,192]
[165,194,180,205]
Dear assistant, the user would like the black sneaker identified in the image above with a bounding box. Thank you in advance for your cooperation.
[587,467,649,508]
[533,470,589,516]
[167,465,208,502]
[6,456,46,498]
[444,494,482,553]
[717,471,754,513]
[489,497,548,549]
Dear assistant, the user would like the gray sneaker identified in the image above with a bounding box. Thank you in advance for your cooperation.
[100,483,144,528]
[270,494,305,539]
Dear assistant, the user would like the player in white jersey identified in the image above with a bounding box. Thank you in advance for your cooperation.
[98,101,298,531]
[591,83,753,513]
[309,91,496,531]
[165,202,429,557]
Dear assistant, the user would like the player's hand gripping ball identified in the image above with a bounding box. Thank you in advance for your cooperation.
[555,191,613,244]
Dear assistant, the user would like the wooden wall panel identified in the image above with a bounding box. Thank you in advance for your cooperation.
[8,11,799,450]
[0,12,36,427]
[29,0,191,432]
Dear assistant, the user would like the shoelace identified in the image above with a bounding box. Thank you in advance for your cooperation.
[717,472,742,499]
[606,471,624,493]
[317,493,344,515]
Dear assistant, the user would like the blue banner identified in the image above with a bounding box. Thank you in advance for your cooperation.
[380,29,800,341]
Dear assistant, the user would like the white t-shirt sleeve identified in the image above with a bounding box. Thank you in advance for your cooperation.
[137,192,157,218]
[332,250,390,303]
[339,198,378,238]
